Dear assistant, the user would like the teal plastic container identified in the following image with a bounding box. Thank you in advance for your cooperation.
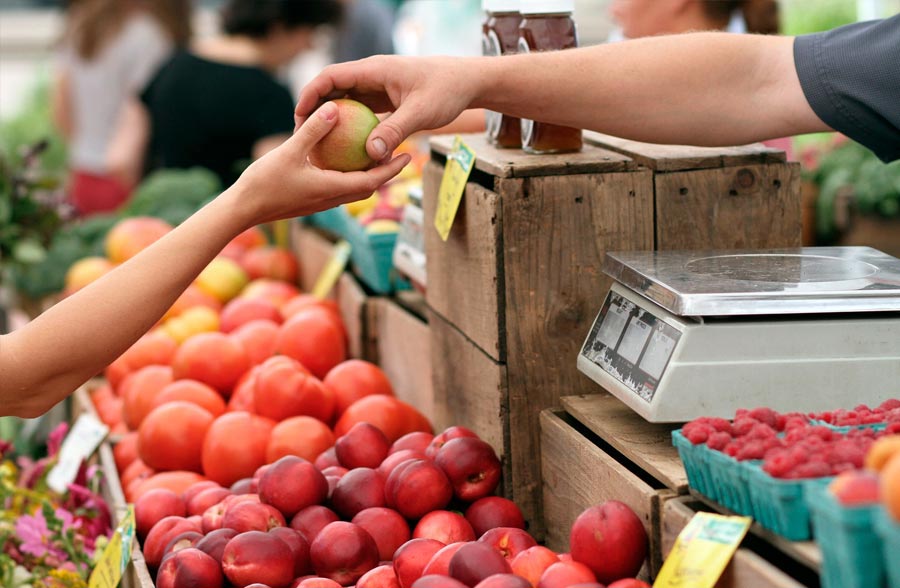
[672,430,716,501]
[809,419,887,434]
[876,508,900,588]
[746,465,832,541]
[807,483,885,588]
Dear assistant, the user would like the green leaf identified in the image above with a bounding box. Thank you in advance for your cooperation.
[12,239,46,264]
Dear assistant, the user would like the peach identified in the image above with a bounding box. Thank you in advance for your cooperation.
[143,515,202,569]
[64,256,115,294]
[316,447,340,470]
[310,521,380,585]
[466,497,525,538]
[828,470,881,505]
[182,480,221,505]
[414,511,476,544]
[259,456,329,519]
[391,432,435,456]
[322,466,349,478]
[607,580,651,588]
[358,564,402,588]
[241,278,301,308]
[201,500,228,534]
[435,438,501,502]
[194,528,238,564]
[297,578,343,588]
[269,526,312,578]
[291,505,340,543]
[156,547,223,588]
[426,427,479,459]
[537,562,596,588]
[379,450,427,478]
[449,542,512,587]
[352,507,412,562]
[231,319,281,366]
[309,99,380,172]
[220,296,282,333]
[336,422,391,469]
[187,487,232,517]
[222,501,286,533]
[240,246,300,283]
[412,577,470,588]
[222,531,295,588]
[474,575,532,588]
[332,467,387,518]
[162,530,203,558]
[569,502,647,584]
[510,546,559,588]
[386,460,453,520]
[135,489,185,539]
[196,257,249,303]
[422,542,467,577]
[393,538,446,588]
[105,217,172,263]
[231,477,254,494]
[479,528,537,562]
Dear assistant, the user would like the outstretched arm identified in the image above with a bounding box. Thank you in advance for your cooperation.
[0,102,411,418]
[296,33,828,161]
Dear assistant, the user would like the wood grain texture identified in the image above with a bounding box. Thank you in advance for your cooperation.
[368,298,434,421]
[501,170,655,538]
[561,393,688,493]
[584,131,786,172]
[292,222,337,294]
[428,309,508,474]
[423,160,506,360]
[655,162,803,250]
[429,133,635,178]
[541,410,674,578]
[336,272,368,359]
[662,498,808,588]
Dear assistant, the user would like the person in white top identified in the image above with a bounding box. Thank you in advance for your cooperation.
[51,0,191,217]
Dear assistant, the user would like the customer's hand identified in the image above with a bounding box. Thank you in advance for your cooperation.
[295,56,481,163]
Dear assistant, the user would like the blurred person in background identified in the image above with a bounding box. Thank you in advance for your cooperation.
[107,0,342,189]
[52,0,191,217]
[333,0,396,63]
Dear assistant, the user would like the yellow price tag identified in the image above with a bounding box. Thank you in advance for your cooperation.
[89,505,135,588]
[434,136,476,242]
[312,240,351,300]
[654,512,751,588]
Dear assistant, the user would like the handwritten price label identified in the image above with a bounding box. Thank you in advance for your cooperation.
[312,240,351,300]
[653,512,751,588]
[434,136,476,242]
[89,506,135,588]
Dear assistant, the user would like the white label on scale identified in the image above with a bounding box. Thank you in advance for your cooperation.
[597,302,629,349]
[640,329,678,380]
[618,318,652,365]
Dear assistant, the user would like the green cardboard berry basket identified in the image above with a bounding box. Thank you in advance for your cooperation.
[745,465,832,541]
[876,507,900,588]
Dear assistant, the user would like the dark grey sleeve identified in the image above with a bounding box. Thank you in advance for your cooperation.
[793,14,900,162]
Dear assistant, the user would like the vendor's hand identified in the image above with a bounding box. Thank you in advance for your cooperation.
[234,101,411,227]
[295,56,481,162]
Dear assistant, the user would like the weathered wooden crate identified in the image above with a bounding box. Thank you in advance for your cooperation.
[541,392,689,577]
[662,497,818,588]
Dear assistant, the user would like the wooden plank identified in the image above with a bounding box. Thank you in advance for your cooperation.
[369,299,434,421]
[584,131,786,172]
[336,272,368,359]
[429,133,635,178]
[541,410,671,579]
[501,169,655,539]
[662,497,809,588]
[428,309,508,473]
[292,222,337,294]
[655,162,803,250]
[561,393,688,493]
[423,161,506,361]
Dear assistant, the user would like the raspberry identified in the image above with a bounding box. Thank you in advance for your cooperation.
[763,451,796,478]
[887,422,900,435]
[706,431,731,451]
[749,407,779,429]
[747,423,777,440]
[736,440,767,461]
[813,411,834,424]
[831,462,856,474]
[808,426,835,442]
[785,460,831,479]
[879,399,900,412]
[734,408,750,421]
[775,414,787,432]
[783,416,809,432]
[824,440,864,468]
[683,422,713,445]
[708,418,732,433]
[731,417,758,437]
[785,427,811,444]
[724,443,740,457]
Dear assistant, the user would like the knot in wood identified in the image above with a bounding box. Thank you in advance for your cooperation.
[736,168,756,189]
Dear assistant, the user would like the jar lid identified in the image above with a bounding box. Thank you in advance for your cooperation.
[482,0,520,11]
[520,0,574,14]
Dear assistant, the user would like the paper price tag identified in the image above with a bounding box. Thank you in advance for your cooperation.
[434,136,476,242]
[89,506,135,588]
[312,239,352,299]
[47,413,109,494]
[654,512,751,588]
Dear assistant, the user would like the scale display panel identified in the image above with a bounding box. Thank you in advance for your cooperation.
[580,289,682,403]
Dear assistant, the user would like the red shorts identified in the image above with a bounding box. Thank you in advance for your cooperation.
[69,170,132,217]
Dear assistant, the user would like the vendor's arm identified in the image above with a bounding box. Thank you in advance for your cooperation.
[296,33,826,161]
[0,102,410,418]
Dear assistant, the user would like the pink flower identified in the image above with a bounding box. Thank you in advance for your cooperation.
[47,422,69,457]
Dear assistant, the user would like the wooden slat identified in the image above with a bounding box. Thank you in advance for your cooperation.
[655,162,803,250]
[429,133,635,178]
[662,497,809,588]
[336,272,368,359]
[428,309,507,469]
[501,170,655,537]
[584,131,786,172]
[369,299,434,421]
[561,393,688,493]
[423,161,506,361]
[541,410,672,579]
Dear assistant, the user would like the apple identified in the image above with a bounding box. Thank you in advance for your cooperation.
[336,422,392,469]
[413,511,476,544]
[222,531,295,588]
[291,505,340,543]
[310,521,381,585]
[393,538,446,588]
[352,507,412,561]
[156,547,223,588]
[537,562,596,588]
[194,528,238,564]
[332,467,387,518]
[386,459,453,520]
[309,99,380,172]
[435,438,502,502]
[448,542,512,587]
[426,426,479,459]
[466,497,525,537]
[358,564,402,588]
[510,546,559,587]
[422,542,467,577]
[569,502,648,584]
[478,528,537,561]
[258,456,329,519]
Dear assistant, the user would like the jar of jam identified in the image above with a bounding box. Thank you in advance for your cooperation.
[518,0,582,154]
[482,0,523,148]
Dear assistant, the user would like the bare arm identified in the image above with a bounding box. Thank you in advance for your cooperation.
[0,102,411,418]
[296,33,829,160]
[51,67,74,140]
[106,97,151,187]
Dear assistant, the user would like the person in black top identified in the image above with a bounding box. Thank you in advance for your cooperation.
[108,0,342,187]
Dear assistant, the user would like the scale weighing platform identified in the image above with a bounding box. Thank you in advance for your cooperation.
[577,247,900,422]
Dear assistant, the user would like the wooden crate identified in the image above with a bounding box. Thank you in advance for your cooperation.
[541,392,690,577]
[661,497,817,588]
[584,132,803,250]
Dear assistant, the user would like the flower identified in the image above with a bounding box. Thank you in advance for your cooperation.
[47,423,68,458]
[15,511,52,558]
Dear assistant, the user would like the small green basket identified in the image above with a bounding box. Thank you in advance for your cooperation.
[672,430,716,501]
[875,508,900,588]
[746,465,831,541]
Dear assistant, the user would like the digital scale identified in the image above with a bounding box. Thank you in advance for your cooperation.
[577,247,900,422]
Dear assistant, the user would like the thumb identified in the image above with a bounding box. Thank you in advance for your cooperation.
[289,101,339,154]
[366,107,421,161]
